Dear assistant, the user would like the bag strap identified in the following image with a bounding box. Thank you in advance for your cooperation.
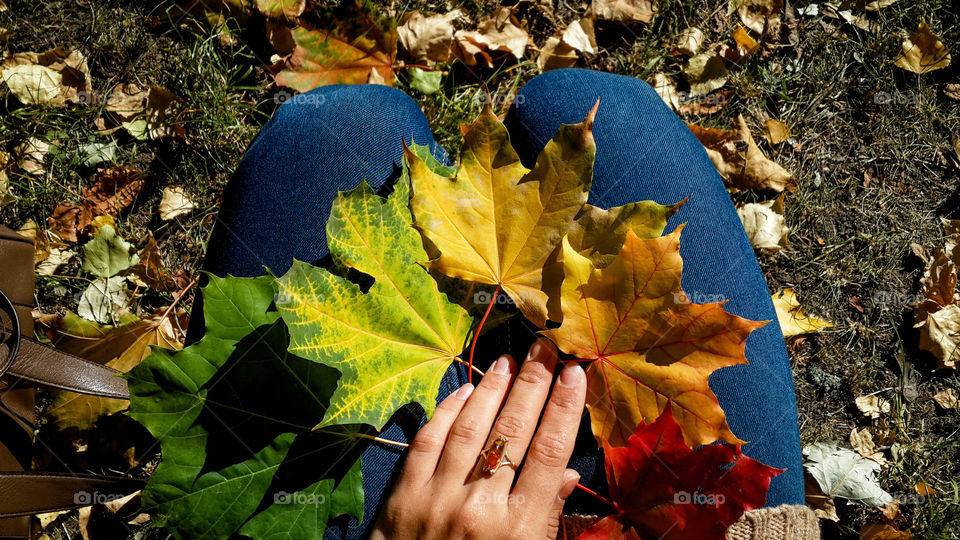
[0,472,145,518]
[0,290,128,400]
[0,227,137,528]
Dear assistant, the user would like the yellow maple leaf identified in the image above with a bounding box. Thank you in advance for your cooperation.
[408,103,597,328]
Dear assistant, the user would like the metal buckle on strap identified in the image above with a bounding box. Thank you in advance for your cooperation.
[0,289,20,380]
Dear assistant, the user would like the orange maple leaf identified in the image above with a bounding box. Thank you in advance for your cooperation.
[543,227,766,447]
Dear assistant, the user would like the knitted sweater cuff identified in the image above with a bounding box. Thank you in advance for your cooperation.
[560,504,820,540]
[725,504,820,540]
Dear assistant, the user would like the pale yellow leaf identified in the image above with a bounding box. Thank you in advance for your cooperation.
[1,64,62,105]
[738,194,788,250]
[452,8,528,67]
[772,288,832,337]
[855,395,891,419]
[919,303,960,369]
[158,186,195,221]
[652,72,681,112]
[561,18,597,54]
[672,27,704,56]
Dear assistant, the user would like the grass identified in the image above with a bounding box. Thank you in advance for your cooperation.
[1,0,959,538]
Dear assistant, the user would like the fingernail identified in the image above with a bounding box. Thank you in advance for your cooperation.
[559,469,581,500]
[559,362,584,386]
[454,383,474,400]
[492,356,511,375]
[527,340,542,360]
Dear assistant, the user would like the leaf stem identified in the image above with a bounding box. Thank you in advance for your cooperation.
[159,275,200,322]
[468,284,501,384]
[575,482,617,511]
[454,357,486,378]
[351,432,410,448]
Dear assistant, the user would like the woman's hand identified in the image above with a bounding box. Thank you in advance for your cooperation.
[370,338,587,540]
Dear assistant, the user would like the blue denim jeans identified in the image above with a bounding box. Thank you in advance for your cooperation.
[190,69,804,538]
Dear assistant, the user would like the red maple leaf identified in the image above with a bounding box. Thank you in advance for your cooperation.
[580,404,783,540]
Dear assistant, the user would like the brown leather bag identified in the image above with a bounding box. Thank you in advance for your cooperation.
[0,226,143,538]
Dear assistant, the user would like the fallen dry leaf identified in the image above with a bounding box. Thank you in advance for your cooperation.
[453,7,529,68]
[105,83,148,122]
[0,150,14,208]
[83,167,146,220]
[880,499,905,521]
[590,0,656,24]
[932,388,958,409]
[159,186,195,221]
[894,21,951,74]
[919,303,960,369]
[671,27,704,56]
[864,0,898,10]
[36,247,75,276]
[860,524,914,540]
[914,218,960,369]
[763,118,791,144]
[738,194,788,251]
[772,288,833,337]
[144,86,184,139]
[688,115,796,192]
[732,24,761,59]
[0,47,92,106]
[42,310,185,430]
[683,53,729,96]
[537,19,596,71]
[945,83,960,101]
[101,84,183,139]
[398,10,463,65]
[36,510,68,530]
[652,73,681,111]
[850,427,887,464]
[561,18,597,54]
[131,233,176,291]
[16,137,50,175]
[855,395,891,419]
[537,36,577,71]
[47,205,82,243]
[735,0,783,35]
[804,469,839,521]
[678,90,734,115]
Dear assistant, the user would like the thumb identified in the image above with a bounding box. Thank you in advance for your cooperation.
[545,468,580,540]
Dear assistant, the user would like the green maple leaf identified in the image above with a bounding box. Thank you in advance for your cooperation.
[275,153,473,430]
[127,275,363,540]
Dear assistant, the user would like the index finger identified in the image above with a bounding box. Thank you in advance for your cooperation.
[512,361,586,517]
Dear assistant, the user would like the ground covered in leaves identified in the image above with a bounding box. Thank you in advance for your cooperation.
[1,0,958,538]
